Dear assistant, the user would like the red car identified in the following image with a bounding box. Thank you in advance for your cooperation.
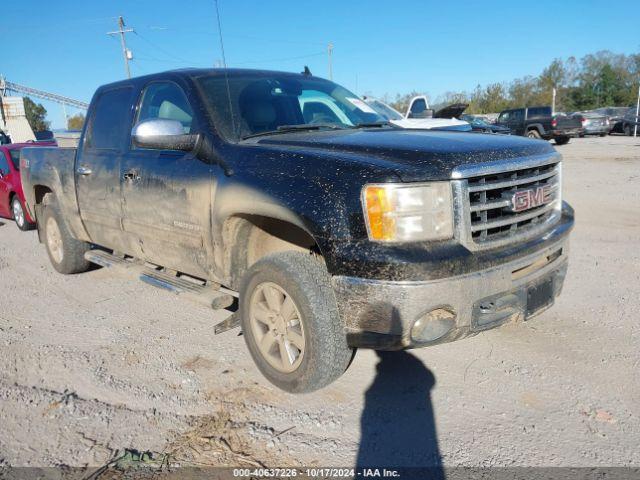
[0,142,56,230]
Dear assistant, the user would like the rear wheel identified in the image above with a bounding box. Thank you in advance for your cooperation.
[239,251,353,393]
[11,196,35,231]
[624,125,632,136]
[555,136,571,145]
[526,129,541,139]
[41,194,91,274]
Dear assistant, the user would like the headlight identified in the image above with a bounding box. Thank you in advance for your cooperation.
[362,182,453,242]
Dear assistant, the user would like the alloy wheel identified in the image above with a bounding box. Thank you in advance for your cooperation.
[12,199,24,228]
[46,216,64,264]
[249,282,306,373]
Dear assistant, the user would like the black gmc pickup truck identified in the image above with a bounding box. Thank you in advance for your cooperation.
[21,69,574,392]
[496,106,583,145]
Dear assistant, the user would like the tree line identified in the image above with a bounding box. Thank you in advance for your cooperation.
[385,50,640,115]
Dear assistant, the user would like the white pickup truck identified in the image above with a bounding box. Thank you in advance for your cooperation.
[364,95,470,131]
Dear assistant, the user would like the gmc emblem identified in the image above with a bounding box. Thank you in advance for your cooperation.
[507,185,552,212]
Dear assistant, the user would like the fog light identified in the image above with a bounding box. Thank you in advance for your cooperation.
[411,308,456,343]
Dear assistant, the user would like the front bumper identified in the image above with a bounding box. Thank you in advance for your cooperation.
[332,237,569,350]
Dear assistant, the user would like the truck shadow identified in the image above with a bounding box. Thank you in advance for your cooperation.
[356,349,444,478]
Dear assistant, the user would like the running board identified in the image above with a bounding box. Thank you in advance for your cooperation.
[84,250,234,310]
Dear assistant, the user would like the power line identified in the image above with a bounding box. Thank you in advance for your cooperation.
[133,31,197,64]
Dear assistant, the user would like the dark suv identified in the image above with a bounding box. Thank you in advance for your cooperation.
[497,106,583,145]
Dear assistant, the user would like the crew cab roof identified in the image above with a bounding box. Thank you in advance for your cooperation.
[95,68,321,92]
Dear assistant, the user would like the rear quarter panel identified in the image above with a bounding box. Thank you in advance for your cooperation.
[21,147,91,241]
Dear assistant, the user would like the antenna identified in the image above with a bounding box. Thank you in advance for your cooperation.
[213,0,237,137]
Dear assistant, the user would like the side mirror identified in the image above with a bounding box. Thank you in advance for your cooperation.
[131,119,199,151]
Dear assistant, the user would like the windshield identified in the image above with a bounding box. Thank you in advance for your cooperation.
[196,73,385,141]
[364,99,404,121]
[9,149,20,170]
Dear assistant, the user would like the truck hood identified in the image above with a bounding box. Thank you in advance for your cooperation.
[434,103,469,119]
[390,117,470,130]
[254,129,556,181]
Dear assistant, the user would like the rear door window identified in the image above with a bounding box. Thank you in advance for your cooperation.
[85,87,134,151]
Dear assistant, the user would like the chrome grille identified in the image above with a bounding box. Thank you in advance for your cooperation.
[468,162,560,243]
[452,156,562,249]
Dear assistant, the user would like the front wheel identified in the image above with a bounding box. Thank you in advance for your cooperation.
[526,129,541,139]
[12,196,35,231]
[239,251,354,393]
[41,194,91,274]
[555,136,571,145]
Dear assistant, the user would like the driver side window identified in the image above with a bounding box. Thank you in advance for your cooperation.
[136,82,194,136]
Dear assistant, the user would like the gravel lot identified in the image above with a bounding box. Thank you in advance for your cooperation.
[0,135,638,469]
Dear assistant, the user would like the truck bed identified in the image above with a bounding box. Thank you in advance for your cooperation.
[20,146,88,241]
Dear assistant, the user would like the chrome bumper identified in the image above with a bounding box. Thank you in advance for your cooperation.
[332,238,569,350]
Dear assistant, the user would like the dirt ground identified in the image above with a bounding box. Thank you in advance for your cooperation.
[0,135,638,469]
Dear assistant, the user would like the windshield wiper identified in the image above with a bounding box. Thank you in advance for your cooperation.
[241,123,346,140]
[351,121,393,129]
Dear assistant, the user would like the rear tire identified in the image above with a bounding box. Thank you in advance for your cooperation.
[239,251,353,393]
[599,133,607,137]
[41,194,91,274]
[555,136,571,145]
[526,129,541,139]
[624,125,632,136]
[11,196,35,231]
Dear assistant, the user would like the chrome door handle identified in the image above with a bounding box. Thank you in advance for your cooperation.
[77,166,92,176]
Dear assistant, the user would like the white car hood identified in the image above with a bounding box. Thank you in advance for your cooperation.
[390,117,469,130]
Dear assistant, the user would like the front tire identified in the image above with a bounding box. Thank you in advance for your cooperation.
[239,251,353,393]
[41,194,91,274]
[526,129,541,139]
[11,196,35,231]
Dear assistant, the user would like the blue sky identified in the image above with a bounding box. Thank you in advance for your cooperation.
[2,0,638,128]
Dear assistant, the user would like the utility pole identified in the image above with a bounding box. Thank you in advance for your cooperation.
[634,83,639,138]
[327,43,333,80]
[107,16,134,79]
[62,102,68,128]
